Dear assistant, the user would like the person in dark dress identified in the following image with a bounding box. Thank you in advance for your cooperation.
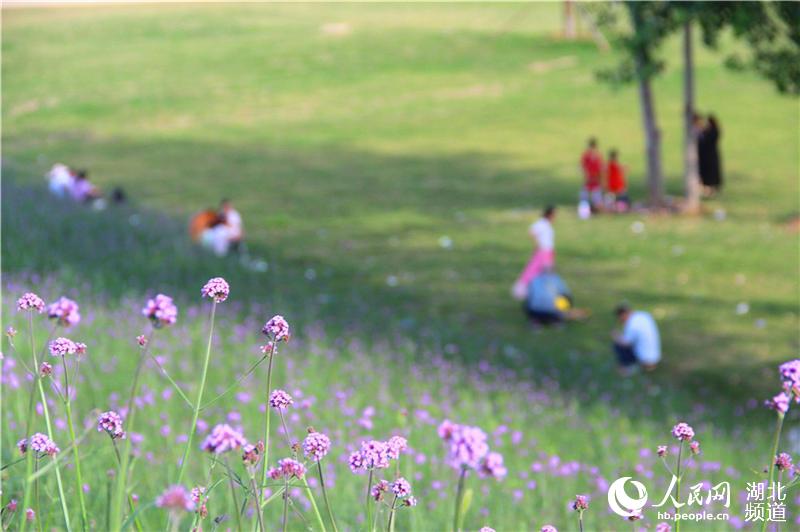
[698,115,723,197]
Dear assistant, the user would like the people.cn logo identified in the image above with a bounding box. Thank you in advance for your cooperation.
[607,477,649,517]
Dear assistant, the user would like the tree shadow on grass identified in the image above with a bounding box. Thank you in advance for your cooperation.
[2,136,793,425]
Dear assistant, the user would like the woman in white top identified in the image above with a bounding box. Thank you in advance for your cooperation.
[512,205,556,300]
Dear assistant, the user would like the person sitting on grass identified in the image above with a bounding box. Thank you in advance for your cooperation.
[612,303,661,375]
[219,198,244,254]
[605,149,629,213]
[524,271,589,327]
[70,170,101,203]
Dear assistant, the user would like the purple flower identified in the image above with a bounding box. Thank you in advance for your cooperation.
[657,445,668,457]
[49,337,78,357]
[671,422,695,442]
[479,452,507,480]
[47,297,80,327]
[200,424,246,454]
[98,411,125,440]
[242,441,264,466]
[142,294,178,328]
[655,523,672,532]
[480,528,496,532]
[269,389,293,410]
[17,292,45,313]
[371,479,389,501]
[156,485,195,512]
[201,277,230,303]
[348,450,364,472]
[191,487,208,518]
[541,526,558,532]
[403,496,417,507]
[572,494,589,511]
[303,432,331,462]
[766,392,790,414]
[779,359,800,387]
[39,362,53,377]
[268,458,306,480]
[689,441,701,455]
[441,422,489,470]
[359,440,391,470]
[775,453,793,472]
[19,433,60,457]
[387,435,408,459]
[390,477,412,498]
[137,335,148,347]
[262,315,290,342]
[25,509,35,522]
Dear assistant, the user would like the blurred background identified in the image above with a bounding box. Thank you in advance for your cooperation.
[2,2,799,529]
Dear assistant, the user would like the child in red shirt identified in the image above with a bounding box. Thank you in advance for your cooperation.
[580,138,603,210]
[605,149,629,212]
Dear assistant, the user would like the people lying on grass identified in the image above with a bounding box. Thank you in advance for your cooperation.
[512,205,556,300]
[523,271,590,327]
[219,198,243,254]
[47,163,75,199]
[201,219,234,257]
[604,149,630,213]
[612,303,661,375]
[70,170,101,204]
[580,137,604,212]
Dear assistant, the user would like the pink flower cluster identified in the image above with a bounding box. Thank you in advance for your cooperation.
[775,452,793,472]
[47,297,81,327]
[438,420,504,477]
[349,439,394,472]
[269,389,293,410]
[302,431,331,462]
[49,337,79,357]
[201,424,246,454]
[141,294,178,328]
[156,485,195,513]
[671,422,695,442]
[18,433,60,457]
[262,315,290,342]
[201,277,230,303]
[268,458,306,480]
[242,441,264,466]
[97,411,125,440]
[386,435,408,460]
[191,486,209,518]
[572,494,589,511]
[767,359,800,414]
[17,292,45,313]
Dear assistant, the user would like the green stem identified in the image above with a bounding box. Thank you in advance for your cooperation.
[20,313,71,532]
[225,457,243,532]
[249,473,265,532]
[281,478,289,532]
[365,469,375,532]
[317,461,339,532]
[257,343,277,524]
[61,355,89,530]
[675,441,684,532]
[452,466,467,532]
[761,412,785,532]
[177,302,217,484]
[386,495,398,532]
[301,474,327,532]
[110,328,153,530]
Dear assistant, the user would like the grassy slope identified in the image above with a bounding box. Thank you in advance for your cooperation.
[1,4,799,529]
[3,3,797,401]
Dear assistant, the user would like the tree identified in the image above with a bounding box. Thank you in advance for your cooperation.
[595,3,678,206]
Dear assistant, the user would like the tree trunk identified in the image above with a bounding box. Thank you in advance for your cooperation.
[563,0,577,39]
[683,20,702,214]
[635,59,665,206]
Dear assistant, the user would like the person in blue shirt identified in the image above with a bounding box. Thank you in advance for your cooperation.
[524,272,588,326]
[613,304,661,373]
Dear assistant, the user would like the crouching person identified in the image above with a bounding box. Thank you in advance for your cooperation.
[613,304,661,374]
[524,272,588,327]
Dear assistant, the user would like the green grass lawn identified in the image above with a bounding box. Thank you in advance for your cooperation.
[3,3,797,401]
[1,5,799,529]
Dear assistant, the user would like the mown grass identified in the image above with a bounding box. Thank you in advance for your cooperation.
[1,3,799,530]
